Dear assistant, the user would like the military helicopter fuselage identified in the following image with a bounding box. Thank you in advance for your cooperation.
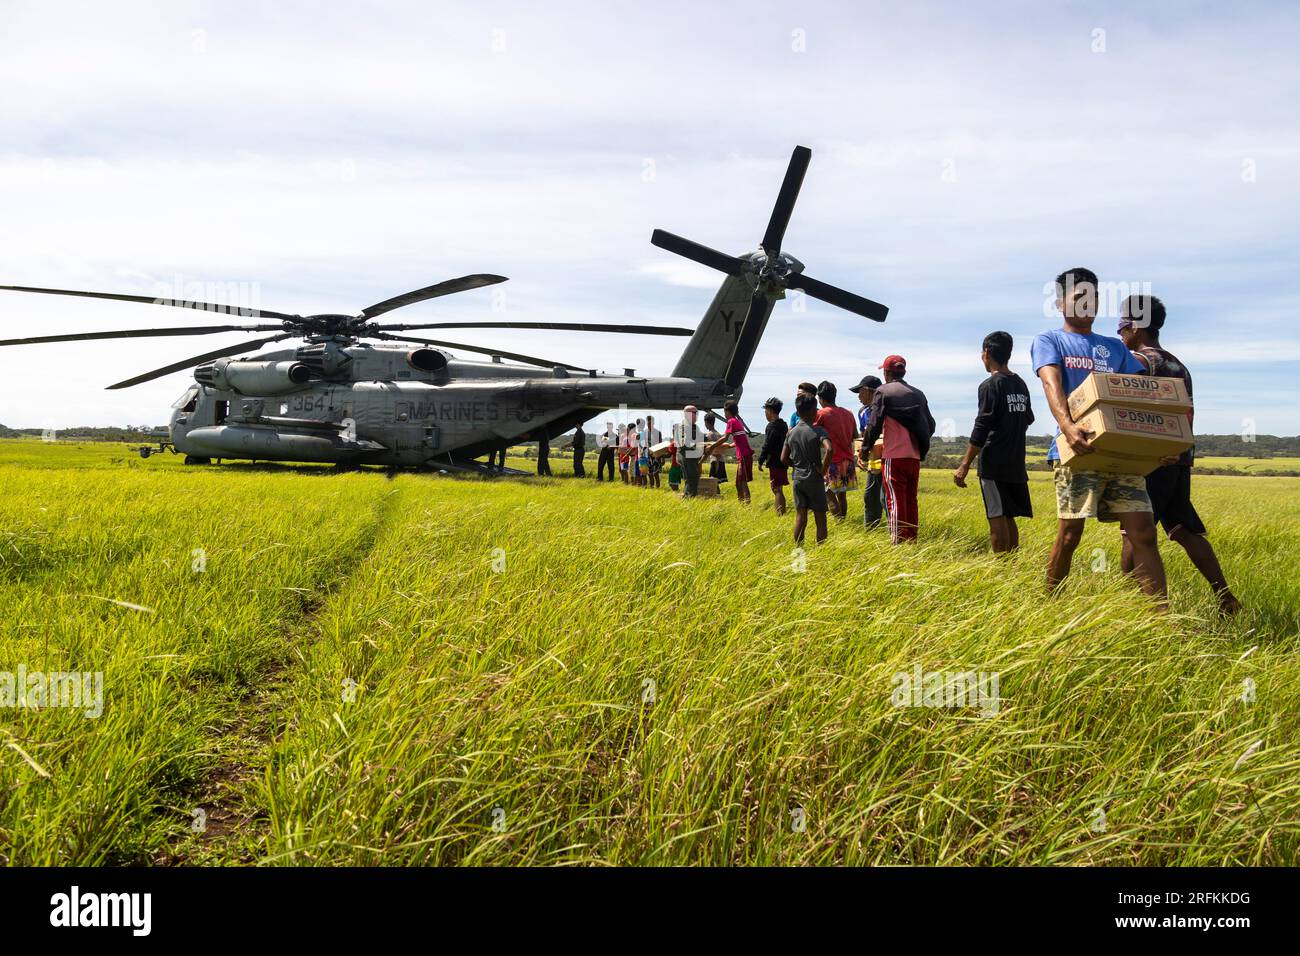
[167,337,735,467]
[2,146,889,469]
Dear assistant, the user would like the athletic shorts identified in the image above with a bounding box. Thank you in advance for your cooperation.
[1053,463,1152,521]
[979,478,1032,519]
[825,459,857,493]
[734,453,754,483]
[768,465,789,489]
[1144,463,1206,537]
[793,477,828,513]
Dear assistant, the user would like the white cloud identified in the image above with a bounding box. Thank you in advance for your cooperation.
[0,1,1297,435]
[637,261,729,290]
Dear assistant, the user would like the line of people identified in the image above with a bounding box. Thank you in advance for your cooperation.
[560,265,1238,611]
[591,416,665,487]
[653,365,936,548]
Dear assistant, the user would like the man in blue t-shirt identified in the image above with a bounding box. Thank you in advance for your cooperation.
[1030,267,1167,606]
[850,374,884,528]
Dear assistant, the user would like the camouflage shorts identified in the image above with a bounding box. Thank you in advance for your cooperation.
[1053,463,1152,521]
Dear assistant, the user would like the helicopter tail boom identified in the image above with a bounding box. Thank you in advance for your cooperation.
[669,271,776,385]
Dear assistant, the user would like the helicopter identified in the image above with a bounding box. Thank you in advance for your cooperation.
[0,145,888,471]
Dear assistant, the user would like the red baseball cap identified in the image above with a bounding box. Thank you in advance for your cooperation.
[879,355,907,372]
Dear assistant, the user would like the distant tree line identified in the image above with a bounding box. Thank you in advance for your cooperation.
[0,424,164,441]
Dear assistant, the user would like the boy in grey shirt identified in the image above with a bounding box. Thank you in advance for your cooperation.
[781,392,832,546]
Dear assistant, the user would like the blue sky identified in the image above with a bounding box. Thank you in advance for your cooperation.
[1,0,1297,436]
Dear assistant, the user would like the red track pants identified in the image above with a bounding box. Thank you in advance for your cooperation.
[882,457,920,543]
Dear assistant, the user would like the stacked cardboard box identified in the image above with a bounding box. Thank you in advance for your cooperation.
[649,439,675,460]
[1056,373,1193,475]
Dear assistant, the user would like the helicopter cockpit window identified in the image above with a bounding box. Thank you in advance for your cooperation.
[173,386,199,413]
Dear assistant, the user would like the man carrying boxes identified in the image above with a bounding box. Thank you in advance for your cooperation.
[1117,295,1241,614]
[1030,267,1168,604]
[672,405,705,498]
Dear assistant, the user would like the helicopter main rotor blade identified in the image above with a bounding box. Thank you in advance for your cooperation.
[649,230,747,276]
[373,321,692,336]
[105,333,295,390]
[358,274,508,319]
[0,284,298,321]
[784,273,889,323]
[0,324,284,347]
[373,332,584,372]
[761,145,811,259]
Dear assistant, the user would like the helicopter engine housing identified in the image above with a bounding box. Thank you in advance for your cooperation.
[194,359,311,395]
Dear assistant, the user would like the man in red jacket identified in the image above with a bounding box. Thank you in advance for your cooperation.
[861,355,936,543]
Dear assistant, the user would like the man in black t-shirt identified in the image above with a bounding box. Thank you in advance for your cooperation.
[1117,295,1240,614]
[953,331,1035,553]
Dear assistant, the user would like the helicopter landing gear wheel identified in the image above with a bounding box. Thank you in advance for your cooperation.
[184,455,212,466]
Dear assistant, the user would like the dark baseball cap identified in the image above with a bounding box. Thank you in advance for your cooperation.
[850,375,882,393]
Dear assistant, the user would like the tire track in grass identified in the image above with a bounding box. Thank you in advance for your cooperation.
[157,484,403,865]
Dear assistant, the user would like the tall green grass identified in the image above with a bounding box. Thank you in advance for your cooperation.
[0,448,393,864]
[1,440,1297,865]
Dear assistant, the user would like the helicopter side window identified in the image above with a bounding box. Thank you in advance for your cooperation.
[173,386,199,413]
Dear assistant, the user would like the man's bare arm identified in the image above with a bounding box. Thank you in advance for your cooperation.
[1037,364,1092,455]
[953,442,979,487]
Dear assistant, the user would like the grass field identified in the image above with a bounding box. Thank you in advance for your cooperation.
[1,439,1298,866]
[1018,452,1300,476]
[1190,456,1300,475]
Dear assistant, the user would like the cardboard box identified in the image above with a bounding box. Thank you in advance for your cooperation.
[1054,438,1160,476]
[695,476,720,497]
[1076,404,1192,456]
[1067,372,1191,420]
[1056,403,1191,474]
[649,439,674,460]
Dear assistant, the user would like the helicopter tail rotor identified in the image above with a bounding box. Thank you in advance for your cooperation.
[652,145,890,391]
